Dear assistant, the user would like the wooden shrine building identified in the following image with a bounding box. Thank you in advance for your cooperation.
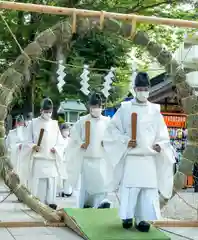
[148,72,183,113]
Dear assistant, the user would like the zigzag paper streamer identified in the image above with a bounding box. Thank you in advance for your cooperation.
[101,67,115,98]
[56,60,66,93]
[80,65,90,96]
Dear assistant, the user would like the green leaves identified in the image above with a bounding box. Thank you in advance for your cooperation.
[1,0,197,113]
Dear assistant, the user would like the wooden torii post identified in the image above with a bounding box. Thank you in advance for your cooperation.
[0,1,198,29]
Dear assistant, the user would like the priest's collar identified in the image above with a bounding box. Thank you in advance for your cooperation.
[131,98,149,106]
[89,114,101,120]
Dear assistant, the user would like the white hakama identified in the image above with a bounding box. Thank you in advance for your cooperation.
[21,117,65,205]
[59,137,73,196]
[67,114,113,208]
[103,99,175,222]
[6,127,26,176]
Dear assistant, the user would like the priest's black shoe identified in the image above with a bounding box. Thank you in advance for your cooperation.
[48,204,57,210]
[83,205,91,208]
[98,202,111,209]
[122,219,133,229]
[135,221,150,232]
[61,192,72,197]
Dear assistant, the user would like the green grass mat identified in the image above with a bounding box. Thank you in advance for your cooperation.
[64,208,170,240]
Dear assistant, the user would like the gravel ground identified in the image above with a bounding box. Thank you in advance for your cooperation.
[162,188,198,220]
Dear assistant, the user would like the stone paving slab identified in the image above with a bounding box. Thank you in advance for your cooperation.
[0,228,16,240]
[161,227,198,240]
[8,227,52,236]
[1,226,198,240]
[0,181,198,239]
[0,210,35,222]
[5,227,83,240]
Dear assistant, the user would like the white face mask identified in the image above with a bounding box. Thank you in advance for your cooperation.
[91,108,102,118]
[136,91,149,102]
[62,130,69,138]
[41,112,52,121]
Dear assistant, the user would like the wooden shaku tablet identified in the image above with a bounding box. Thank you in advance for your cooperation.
[85,121,91,146]
[37,128,44,146]
[131,112,137,142]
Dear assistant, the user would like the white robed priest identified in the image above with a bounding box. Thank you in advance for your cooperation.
[58,123,73,197]
[22,98,65,210]
[6,115,26,175]
[22,112,33,143]
[67,92,113,209]
[25,112,33,127]
[103,72,175,232]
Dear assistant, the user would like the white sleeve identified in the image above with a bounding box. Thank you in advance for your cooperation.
[155,112,171,148]
[5,134,10,149]
[25,121,35,144]
[70,119,83,145]
[104,107,130,144]
[55,122,65,146]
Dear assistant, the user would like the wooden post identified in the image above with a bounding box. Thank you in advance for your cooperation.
[0,1,198,28]
[0,221,65,228]
[151,220,198,228]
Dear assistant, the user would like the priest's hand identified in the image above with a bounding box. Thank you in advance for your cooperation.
[153,144,161,153]
[81,143,88,149]
[51,148,56,153]
[32,145,40,152]
[128,140,137,148]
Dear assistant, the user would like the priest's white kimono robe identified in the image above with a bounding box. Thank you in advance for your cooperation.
[103,99,175,223]
[6,127,26,177]
[22,117,65,204]
[67,114,113,208]
[57,137,73,195]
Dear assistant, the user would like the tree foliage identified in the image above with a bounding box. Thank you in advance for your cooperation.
[0,0,197,115]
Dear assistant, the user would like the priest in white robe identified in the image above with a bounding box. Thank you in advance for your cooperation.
[22,98,65,209]
[67,92,113,209]
[103,72,175,232]
[6,115,26,175]
[22,112,33,143]
[25,112,33,127]
[58,123,73,197]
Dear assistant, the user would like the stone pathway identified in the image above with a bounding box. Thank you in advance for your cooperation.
[0,181,198,239]
[0,227,82,240]
[162,188,198,220]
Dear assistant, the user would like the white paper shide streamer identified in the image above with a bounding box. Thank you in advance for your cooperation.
[80,65,90,96]
[101,67,115,98]
[56,60,66,93]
